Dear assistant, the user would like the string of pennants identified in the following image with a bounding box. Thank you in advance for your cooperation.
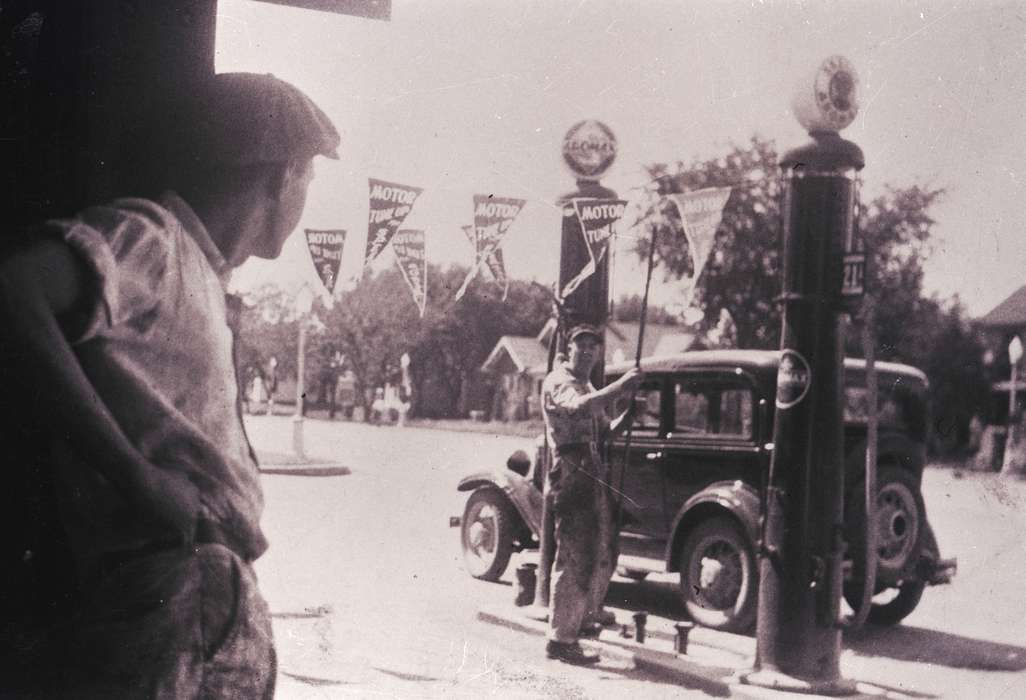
[303,178,732,316]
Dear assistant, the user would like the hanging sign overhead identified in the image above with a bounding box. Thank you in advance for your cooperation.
[562,120,617,181]
[561,198,627,299]
[667,186,732,305]
[304,228,346,294]
[462,225,508,300]
[454,195,525,301]
[364,178,423,268]
[391,229,427,316]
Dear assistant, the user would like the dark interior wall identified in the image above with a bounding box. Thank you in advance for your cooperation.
[2,0,217,229]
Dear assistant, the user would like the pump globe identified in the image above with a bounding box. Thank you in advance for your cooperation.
[791,55,860,133]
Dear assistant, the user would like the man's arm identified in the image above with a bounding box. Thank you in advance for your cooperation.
[0,237,199,541]
[557,368,644,416]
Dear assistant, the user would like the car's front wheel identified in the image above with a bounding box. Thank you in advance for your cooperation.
[461,489,516,581]
[678,515,757,633]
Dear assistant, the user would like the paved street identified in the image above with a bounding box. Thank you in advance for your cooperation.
[246,415,1026,699]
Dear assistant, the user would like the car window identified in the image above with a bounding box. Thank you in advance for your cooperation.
[675,385,708,433]
[844,385,909,432]
[673,376,754,439]
[719,388,753,437]
[614,382,662,433]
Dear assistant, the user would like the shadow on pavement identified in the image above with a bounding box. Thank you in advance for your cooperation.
[605,578,1026,674]
[846,625,1026,672]
[605,579,689,621]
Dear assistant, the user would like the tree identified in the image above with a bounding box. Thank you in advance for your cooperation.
[411,266,550,418]
[236,283,300,387]
[637,136,988,451]
[300,264,551,420]
[313,268,420,419]
[612,294,679,325]
[635,136,782,349]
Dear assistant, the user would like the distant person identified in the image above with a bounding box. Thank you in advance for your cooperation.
[0,72,339,698]
[266,356,279,415]
[371,386,387,425]
[541,325,642,665]
[250,371,268,415]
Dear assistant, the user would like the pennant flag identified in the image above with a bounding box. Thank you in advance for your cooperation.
[461,225,509,300]
[364,178,423,268]
[454,195,525,301]
[667,186,732,304]
[560,198,628,299]
[392,229,427,316]
[304,229,346,294]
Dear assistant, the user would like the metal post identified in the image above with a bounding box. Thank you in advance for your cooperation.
[292,318,307,460]
[743,56,864,695]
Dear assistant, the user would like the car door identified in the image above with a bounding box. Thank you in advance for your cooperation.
[608,376,669,554]
[661,370,763,523]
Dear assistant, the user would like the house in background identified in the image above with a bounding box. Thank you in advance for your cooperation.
[978,284,1026,425]
[481,319,702,421]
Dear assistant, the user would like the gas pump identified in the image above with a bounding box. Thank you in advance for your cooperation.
[532,120,618,611]
[743,56,865,694]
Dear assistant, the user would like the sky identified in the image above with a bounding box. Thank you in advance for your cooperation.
[215,0,1026,318]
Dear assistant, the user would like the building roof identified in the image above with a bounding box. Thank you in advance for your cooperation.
[481,335,551,374]
[979,285,1026,329]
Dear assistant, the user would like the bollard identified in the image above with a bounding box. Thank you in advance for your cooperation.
[632,611,648,644]
[674,621,695,654]
[620,624,631,639]
[514,563,537,607]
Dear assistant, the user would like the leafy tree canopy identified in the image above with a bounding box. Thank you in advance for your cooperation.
[636,135,987,451]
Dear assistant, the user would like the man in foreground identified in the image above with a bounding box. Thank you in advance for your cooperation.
[541,324,643,665]
[0,72,339,698]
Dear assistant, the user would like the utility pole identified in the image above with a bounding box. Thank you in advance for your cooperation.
[743,56,865,695]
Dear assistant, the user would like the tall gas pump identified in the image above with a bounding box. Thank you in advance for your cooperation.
[743,56,865,694]
[533,120,619,610]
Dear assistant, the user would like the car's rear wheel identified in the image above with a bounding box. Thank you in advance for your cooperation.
[845,524,936,626]
[846,465,926,586]
[461,489,515,581]
[678,515,757,633]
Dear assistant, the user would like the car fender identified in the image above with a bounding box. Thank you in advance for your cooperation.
[457,470,542,536]
[664,480,761,572]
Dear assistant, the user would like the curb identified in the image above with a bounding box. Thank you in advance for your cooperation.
[259,465,351,476]
[477,605,914,700]
[477,605,741,695]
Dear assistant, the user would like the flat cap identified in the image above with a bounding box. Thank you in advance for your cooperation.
[568,324,603,343]
[189,72,340,166]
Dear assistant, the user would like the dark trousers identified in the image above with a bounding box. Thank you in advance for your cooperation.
[547,449,602,643]
[60,543,276,699]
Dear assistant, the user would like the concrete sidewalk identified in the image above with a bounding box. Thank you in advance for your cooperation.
[256,449,351,476]
[478,602,918,700]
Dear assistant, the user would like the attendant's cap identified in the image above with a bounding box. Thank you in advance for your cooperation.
[189,72,340,167]
[568,324,603,343]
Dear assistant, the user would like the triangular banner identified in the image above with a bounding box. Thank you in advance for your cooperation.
[304,229,346,294]
[461,224,509,300]
[392,229,427,316]
[364,178,423,268]
[454,195,525,301]
[667,187,732,305]
[560,198,628,299]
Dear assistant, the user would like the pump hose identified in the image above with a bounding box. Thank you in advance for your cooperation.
[847,297,878,630]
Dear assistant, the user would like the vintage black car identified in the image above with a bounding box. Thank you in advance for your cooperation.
[455,349,955,633]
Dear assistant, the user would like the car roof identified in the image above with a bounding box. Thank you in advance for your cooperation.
[606,349,927,385]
